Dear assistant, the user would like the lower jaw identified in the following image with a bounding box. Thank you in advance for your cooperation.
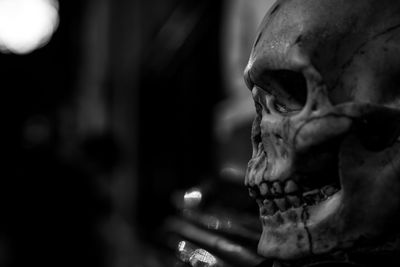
[258,218,311,260]
[257,191,400,267]
[261,238,400,267]
[260,190,342,227]
[257,191,343,260]
[258,190,400,263]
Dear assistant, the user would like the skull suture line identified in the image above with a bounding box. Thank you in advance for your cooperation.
[244,0,400,261]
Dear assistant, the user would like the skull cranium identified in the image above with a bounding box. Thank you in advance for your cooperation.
[245,0,400,261]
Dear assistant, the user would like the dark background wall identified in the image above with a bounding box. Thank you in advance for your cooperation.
[2,0,225,266]
[137,0,224,233]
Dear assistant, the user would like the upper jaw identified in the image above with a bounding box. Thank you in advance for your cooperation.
[247,114,342,215]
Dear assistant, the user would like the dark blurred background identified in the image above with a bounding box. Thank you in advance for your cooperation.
[1,0,272,266]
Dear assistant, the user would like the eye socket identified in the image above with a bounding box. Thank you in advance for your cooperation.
[256,70,308,114]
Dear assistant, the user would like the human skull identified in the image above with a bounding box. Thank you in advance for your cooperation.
[244,0,400,261]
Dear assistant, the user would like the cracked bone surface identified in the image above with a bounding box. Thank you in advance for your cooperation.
[244,0,400,261]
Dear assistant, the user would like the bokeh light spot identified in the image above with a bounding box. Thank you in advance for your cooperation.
[0,0,59,54]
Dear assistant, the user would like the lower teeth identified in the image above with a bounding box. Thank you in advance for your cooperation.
[259,188,340,216]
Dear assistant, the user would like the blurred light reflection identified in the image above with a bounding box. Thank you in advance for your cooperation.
[184,189,202,208]
[177,241,192,262]
[189,249,217,266]
[178,241,187,252]
[0,0,59,54]
[177,241,219,266]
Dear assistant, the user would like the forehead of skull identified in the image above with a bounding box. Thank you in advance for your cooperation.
[248,0,400,73]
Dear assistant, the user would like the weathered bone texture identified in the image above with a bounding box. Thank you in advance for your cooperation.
[245,0,400,262]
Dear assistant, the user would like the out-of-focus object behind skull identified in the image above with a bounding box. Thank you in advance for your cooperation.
[162,2,276,267]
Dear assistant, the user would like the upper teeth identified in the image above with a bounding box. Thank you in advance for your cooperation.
[284,180,299,194]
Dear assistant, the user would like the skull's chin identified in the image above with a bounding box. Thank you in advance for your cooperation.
[258,190,343,260]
